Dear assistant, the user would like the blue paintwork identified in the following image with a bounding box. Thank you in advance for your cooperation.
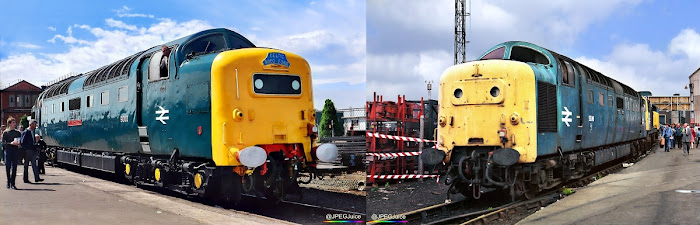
[479,41,646,157]
[35,28,255,160]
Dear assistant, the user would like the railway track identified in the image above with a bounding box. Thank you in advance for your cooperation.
[368,161,628,225]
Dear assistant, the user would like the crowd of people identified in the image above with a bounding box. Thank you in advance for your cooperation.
[660,122,700,155]
[1,116,46,190]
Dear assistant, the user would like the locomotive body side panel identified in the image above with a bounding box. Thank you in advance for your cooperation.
[554,58,583,153]
[138,50,217,158]
[41,75,140,153]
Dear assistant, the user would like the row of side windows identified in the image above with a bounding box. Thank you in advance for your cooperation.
[587,90,642,112]
[42,86,128,115]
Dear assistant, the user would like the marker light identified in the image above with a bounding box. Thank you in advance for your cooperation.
[238,146,267,167]
[499,128,507,138]
[316,143,339,162]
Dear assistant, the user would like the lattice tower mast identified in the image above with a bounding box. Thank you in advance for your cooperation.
[455,0,471,65]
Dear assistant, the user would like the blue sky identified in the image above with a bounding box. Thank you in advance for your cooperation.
[367,0,700,101]
[0,0,365,109]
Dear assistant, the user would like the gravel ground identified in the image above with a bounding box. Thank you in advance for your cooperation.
[367,179,464,215]
[489,207,539,225]
[299,171,366,196]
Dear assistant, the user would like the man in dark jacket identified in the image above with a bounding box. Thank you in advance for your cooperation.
[21,119,43,183]
[2,117,22,189]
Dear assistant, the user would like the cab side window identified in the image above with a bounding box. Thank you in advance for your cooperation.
[559,60,575,87]
[510,46,550,65]
[480,47,506,60]
[183,34,226,57]
[228,35,255,49]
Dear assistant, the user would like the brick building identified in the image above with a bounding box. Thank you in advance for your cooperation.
[0,80,42,125]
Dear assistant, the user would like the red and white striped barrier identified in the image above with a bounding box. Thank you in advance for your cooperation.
[367,132,436,143]
[366,152,421,157]
[367,174,440,183]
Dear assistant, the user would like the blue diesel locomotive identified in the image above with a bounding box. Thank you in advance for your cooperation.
[34,28,337,206]
[422,41,659,200]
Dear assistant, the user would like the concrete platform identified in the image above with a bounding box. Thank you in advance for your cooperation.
[518,146,700,225]
[0,163,294,225]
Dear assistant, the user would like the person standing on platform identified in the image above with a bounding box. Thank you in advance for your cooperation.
[691,124,696,149]
[661,126,673,152]
[696,127,700,148]
[664,124,673,152]
[21,119,43,183]
[683,123,692,155]
[0,124,5,164]
[2,117,22,189]
[36,135,47,174]
[669,124,676,150]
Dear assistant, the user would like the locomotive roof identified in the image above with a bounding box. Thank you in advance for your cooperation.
[42,28,254,99]
[480,41,640,98]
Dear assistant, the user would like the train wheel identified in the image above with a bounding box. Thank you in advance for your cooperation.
[454,182,478,200]
[515,179,537,200]
[255,168,285,202]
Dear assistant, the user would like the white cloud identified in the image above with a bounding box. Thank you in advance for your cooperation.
[48,26,90,45]
[48,34,90,45]
[575,29,700,96]
[258,30,335,54]
[366,50,454,100]
[114,5,154,18]
[105,18,138,31]
[48,26,56,31]
[1,19,213,87]
[311,58,366,85]
[669,28,700,61]
[14,42,41,49]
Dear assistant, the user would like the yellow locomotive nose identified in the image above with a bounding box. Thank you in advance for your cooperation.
[210,48,315,167]
[437,60,537,163]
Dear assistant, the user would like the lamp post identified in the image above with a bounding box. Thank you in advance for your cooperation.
[426,80,433,100]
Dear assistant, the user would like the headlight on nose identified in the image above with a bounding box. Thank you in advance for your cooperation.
[490,86,500,97]
[454,88,463,98]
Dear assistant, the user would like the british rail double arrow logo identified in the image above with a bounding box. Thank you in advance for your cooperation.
[562,107,572,127]
[156,106,170,125]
